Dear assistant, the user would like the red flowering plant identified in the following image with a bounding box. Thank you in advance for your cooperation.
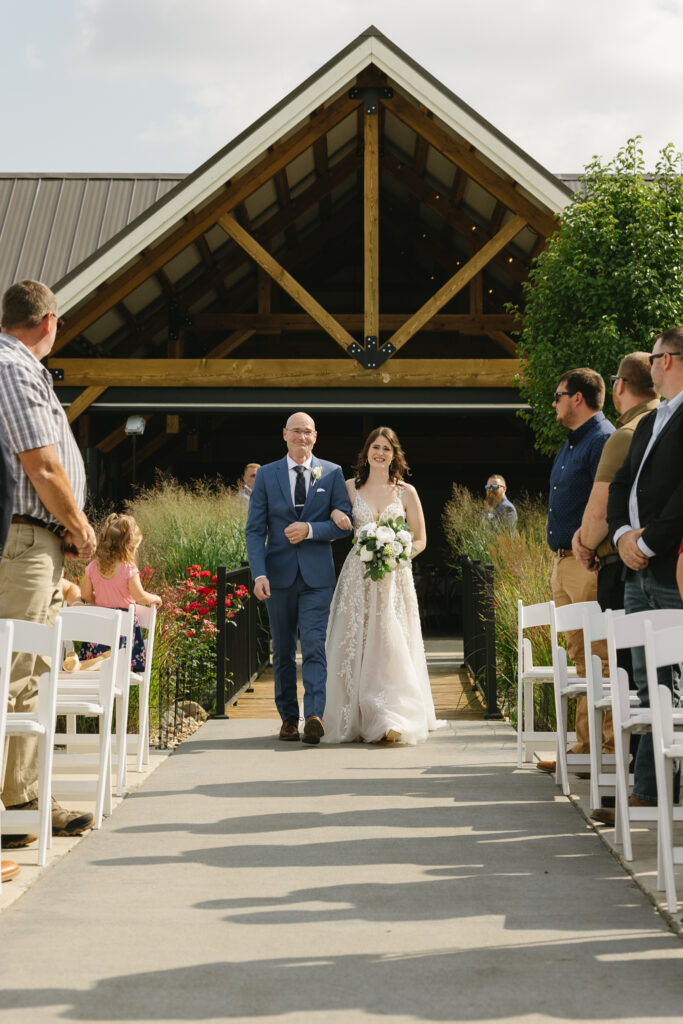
[155,564,249,705]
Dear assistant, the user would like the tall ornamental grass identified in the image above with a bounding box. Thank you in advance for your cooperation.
[128,477,248,586]
[443,486,562,729]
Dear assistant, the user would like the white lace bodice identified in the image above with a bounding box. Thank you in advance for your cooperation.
[352,490,405,532]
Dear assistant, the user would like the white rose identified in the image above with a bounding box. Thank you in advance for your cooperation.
[360,522,377,537]
[397,530,412,545]
[360,547,375,562]
[376,526,395,544]
[385,557,397,571]
[391,540,404,556]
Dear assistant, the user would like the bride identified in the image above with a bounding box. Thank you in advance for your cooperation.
[322,427,444,745]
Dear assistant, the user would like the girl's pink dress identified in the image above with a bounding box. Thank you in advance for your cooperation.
[81,561,146,670]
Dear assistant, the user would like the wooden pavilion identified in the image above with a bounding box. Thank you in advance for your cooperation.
[2,26,574,506]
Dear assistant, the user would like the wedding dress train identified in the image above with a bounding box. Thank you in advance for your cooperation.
[323,491,445,744]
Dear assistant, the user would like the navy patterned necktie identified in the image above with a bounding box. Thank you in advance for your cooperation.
[294,465,307,515]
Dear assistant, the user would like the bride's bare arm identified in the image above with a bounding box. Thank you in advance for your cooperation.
[331,479,356,531]
[403,484,426,556]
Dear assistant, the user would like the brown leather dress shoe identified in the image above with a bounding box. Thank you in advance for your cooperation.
[1,859,20,882]
[302,715,325,745]
[279,718,300,741]
[591,794,656,826]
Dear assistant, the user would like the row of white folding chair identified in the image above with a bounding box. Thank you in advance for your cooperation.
[643,620,683,912]
[604,607,683,862]
[2,617,62,865]
[516,599,577,767]
[0,620,14,862]
[52,608,123,828]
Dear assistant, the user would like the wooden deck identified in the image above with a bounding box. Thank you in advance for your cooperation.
[226,645,485,721]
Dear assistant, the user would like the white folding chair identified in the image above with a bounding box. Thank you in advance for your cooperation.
[643,619,683,911]
[605,608,683,861]
[58,605,134,797]
[52,608,122,828]
[2,617,62,866]
[516,600,561,766]
[581,604,624,810]
[0,620,14,860]
[128,603,157,771]
[548,601,601,794]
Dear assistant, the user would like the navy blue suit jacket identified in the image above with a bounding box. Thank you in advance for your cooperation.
[245,456,352,589]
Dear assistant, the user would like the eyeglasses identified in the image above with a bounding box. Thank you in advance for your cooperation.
[485,484,501,491]
[552,391,575,403]
[649,350,682,366]
[287,428,315,437]
[45,311,64,332]
[609,375,628,386]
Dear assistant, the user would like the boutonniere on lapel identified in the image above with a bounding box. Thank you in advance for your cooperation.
[310,465,322,484]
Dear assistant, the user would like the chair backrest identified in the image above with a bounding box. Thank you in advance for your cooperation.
[60,604,133,680]
[581,605,625,701]
[553,600,602,635]
[0,619,15,774]
[606,608,683,680]
[517,600,554,679]
[131,602,157,680]
[643,614,679,737]
[8,617,63,722]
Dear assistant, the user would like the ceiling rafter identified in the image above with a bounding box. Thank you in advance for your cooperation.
[54,91,362,353]
[384,92,557,237]
[381,151,528,283]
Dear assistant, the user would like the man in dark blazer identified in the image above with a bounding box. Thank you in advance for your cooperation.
[605,326,683,812]
[246,411,352,744]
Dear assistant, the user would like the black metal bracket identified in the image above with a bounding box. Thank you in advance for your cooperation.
[168,303,194,341]
[348,336,395,370]
[348,86,394,115]
[47,366,64,382]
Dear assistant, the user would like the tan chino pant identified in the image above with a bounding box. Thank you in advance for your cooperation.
[550,552,614,754]
[0,524,63,808]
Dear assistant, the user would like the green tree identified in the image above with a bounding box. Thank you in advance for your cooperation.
[513,138,683,455]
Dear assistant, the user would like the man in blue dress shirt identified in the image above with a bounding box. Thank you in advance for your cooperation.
[537,367,614,772]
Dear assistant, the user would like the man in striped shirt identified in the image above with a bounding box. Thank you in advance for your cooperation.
[0,280,97,847]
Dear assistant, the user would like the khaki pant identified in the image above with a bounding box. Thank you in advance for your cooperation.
[0,524,63,807]
[550,553,614,754]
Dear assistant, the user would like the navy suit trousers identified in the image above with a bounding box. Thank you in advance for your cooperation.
[267,570,335,720]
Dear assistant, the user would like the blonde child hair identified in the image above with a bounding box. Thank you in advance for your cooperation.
[95,513,142,576]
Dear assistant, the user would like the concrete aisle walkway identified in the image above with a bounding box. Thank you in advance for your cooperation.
[1,718,683,1023]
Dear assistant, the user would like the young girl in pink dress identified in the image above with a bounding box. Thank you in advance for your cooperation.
[80,514,161,670]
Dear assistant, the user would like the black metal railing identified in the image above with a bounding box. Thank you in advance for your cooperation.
[215,563,270,715]
[154,656,211,749]
[460,554,501,719]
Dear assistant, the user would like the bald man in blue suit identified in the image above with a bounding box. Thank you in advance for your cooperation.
[246,411,352,744]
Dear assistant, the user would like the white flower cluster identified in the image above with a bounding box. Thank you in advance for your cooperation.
[355,516,414,580]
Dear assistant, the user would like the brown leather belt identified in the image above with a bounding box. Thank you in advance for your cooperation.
[11,514,64,538]
[554,548,573,559]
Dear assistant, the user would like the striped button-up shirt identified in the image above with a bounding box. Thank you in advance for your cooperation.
[0,332,86,526]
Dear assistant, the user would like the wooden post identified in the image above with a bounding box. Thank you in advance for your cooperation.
[364,108,379,343]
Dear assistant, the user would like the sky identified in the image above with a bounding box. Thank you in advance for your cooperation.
[3,0,683,176]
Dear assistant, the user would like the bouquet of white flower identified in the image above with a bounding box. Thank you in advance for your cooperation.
[354,514,414,581]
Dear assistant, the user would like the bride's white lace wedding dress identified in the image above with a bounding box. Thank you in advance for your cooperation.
[323,489,445,744]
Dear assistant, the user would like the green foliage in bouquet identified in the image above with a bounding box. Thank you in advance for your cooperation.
[355,515,414,581]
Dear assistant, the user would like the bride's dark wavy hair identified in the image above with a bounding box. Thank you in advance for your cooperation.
[353,426,411,488]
